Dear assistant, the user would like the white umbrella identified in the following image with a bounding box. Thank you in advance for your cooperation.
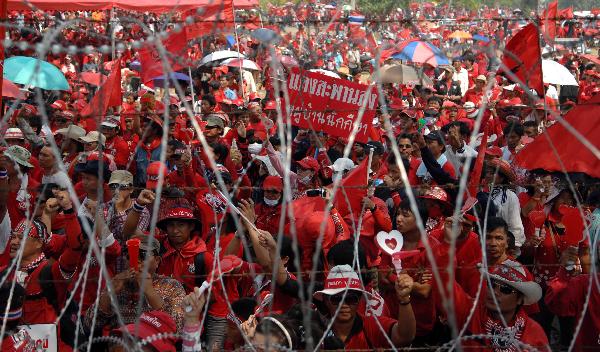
[199,50,246,66]
[542,59,578,86]
[309,69,341,79]
[222,58,261,71]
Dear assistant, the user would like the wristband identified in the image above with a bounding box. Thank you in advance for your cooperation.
[63,207,74,214]
[398,296,411,305]
[0,170,7,179]
[133,200,145,212]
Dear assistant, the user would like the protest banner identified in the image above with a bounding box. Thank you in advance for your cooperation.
[17,324,57,352]
[286,69,378,143]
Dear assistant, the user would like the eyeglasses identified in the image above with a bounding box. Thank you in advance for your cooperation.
[489,280,517,295]
[328,292,361,306]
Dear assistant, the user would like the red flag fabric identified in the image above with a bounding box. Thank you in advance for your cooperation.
[558,7,573,19]
[468,117,490,196]
[80,58,122,118]
[542,0,558,41]
[515,94,600,178]
[334,158,369,217]
[501,23,544,96]
[184,0,234,39]
[138,30,188,84]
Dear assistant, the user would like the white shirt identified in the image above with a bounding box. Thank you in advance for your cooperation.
[0,212,11,254]
[490,188,525,247]
[444,142,478,177]
[453,67,469,96]
[42,171,71,189]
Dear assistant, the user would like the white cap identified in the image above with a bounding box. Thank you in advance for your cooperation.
[329,158,355,172]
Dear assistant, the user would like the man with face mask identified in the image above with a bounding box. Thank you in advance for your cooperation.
[253,176,288,235]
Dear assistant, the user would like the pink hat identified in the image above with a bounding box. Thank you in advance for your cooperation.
[314,265,370,300]
[263,176,283,192]
[484,260,542,305]
[296,156,319,172]
[146,161,168,189]
[5,128,24,140]
[113,311,177,352]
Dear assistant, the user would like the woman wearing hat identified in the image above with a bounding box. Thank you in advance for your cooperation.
[439,260,549,351]
[485,158,526,250]
[529,187,590,339]
[313,264,416,349]
[0,146,39,227]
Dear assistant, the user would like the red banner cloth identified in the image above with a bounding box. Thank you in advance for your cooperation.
[81,58,122,118]
[286,69,378,143]
[138,30,188,84]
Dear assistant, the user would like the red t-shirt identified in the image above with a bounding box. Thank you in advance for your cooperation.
[342,314,397,350]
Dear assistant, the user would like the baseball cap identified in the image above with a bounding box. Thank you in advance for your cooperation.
[263,175,283,192]
[108,170,134,186]
[296,156,319,172]
[5,128,24,140]
[146,161,168,189]
[79,131,106,146]
[314,265,371,301]
[476,74,487,82]
[56,125,86,141]
[101,116,120,128]
[113,311,177,352]
[206,114,225,129]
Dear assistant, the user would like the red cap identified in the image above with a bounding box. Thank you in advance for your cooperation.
[264,100,277,110]
[51,100,66,110]
[296,156,319,172]
[263,176,283,192]
[114,311,177,352]
[485,146,503,158]
[146,161,168,188]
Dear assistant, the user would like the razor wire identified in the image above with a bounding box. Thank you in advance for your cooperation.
[0,1,597,352]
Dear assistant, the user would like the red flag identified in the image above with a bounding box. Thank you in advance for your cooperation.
[542,0,558,41]
[184,0,234,39]
[81,58,122,118]
[138,30,188,84]
[558,7,573,19]
[501,23,544,96]
[335,158,369,217]
[468,117,490,196]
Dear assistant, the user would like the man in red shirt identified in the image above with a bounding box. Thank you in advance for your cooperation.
[100,116,131,169]
[313,264,416,349]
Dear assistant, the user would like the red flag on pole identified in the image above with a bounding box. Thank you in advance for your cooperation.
[334,158,369,217]
[468,117,490,196]
[501,23,544,96]
[542,0,558,42]
[81,58,122,118]
[184,0,234,39]
[138,30,188,84]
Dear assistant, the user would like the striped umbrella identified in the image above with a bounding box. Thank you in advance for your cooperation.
[391,40,449,67]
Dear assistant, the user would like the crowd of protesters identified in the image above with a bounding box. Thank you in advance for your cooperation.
[0,1,599,352]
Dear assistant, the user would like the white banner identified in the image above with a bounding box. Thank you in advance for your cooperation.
[17,324,57,352]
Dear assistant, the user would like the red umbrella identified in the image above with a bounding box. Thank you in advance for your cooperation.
[78,72,107,86]
[515,94,600,178]
[3,79,24,99]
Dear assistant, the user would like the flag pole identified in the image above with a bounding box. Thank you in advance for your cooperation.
[232,2,245,100]
[188,67,196,112]
[0,0,7,119]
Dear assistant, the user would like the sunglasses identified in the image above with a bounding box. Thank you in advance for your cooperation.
[489,280,517,295]
[328,292,361,306]
[109,184,132,190]
[204,125,219,130]
[398,144,412,149]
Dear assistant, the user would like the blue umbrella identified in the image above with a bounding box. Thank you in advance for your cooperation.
[152,72,190,86]
[251,28,281,44]
[473,34,490,43]
[3,56,69,90]
[391,40,449,67]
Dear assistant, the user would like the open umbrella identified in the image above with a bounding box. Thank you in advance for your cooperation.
[373,64,433,86]
[250,28,280,44]
[448,30,472,40]
[78,72,107,86]
[2,79,25,99]
[309,69,341,79]
[542,60,578,86]
[473,34,491,43]
[515,94,600,178]
[152,72,190,87]
[391,40,449,67]
[199,50,246,66]
[4,56,69,90]
[222,58,261,71]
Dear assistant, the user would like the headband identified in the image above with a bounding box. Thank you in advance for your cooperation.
[262,317,292,350]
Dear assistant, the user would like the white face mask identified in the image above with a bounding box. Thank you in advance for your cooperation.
[248,143,263,155]
[299,175,312,185]
[263,196,280,207]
